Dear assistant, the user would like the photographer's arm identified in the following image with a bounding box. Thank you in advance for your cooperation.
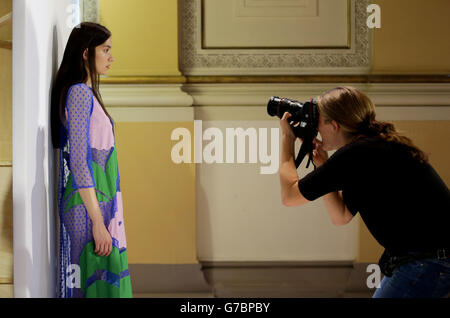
[313,139,354,225]
[322,191,354,226]
[280,113,309,207]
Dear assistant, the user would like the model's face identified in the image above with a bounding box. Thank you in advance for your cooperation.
[95,37,114,75]
[317,115,340,151]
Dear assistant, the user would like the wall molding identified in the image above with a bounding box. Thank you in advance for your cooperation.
[127,262,380,298]
[101,75,450,85]
[99,83,450,122]
[183,83,450,108]
[200,261,374,298]
[129,264,213,296]
[179,0,372,75]
[100,83,450,108]
[185,75,450,84]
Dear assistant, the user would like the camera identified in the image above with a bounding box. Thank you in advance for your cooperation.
[267,96,319,169]
[267,96,319,139]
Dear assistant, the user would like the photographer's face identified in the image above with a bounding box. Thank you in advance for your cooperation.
[317,115,341,151]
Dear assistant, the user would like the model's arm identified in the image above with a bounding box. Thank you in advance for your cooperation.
[67,84,112,257]
[280,113,309,207]
[78,188,103,225]
[78,188,112,256]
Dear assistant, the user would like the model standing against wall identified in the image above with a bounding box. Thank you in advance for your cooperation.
[51,22,132,298]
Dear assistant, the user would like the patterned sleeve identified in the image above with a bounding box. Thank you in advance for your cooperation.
[66,83,96,189]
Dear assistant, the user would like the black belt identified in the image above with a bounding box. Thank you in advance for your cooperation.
[408,248,450,260]
[379,248,450,277]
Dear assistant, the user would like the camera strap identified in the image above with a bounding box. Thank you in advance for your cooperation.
[295,138,316,170]
[294,99,317,170]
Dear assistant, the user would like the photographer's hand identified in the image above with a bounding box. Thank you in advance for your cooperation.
[312,138,328,167]
[280,112,297,142]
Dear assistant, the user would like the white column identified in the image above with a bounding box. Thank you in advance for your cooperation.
[13,0,73,298]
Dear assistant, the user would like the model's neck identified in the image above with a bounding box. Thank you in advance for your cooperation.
[85,75,92,87]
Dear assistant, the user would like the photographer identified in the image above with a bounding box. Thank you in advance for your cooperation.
[279,86,450,298]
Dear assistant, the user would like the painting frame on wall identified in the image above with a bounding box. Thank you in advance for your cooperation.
[179,0,372,75]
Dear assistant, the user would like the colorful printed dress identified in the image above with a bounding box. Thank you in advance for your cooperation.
[57,83,132,298]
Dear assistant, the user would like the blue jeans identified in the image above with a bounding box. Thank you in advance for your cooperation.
[373,257,450,298]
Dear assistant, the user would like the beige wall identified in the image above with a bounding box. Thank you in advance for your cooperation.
[99,1,197,266]
[0,1,12,42]
[372,0,450,74]
[0,0,12,298]
[98,1,449,266]
[0,49,11,163]
[114,122,197,264]
[99,0,180,76]
[0,1,12,162]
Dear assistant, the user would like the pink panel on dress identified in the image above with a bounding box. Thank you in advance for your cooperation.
[89,97,115,150]
[108,192,127,249]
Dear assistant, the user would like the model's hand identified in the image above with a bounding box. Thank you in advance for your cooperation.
[280,112,296,141]
[312,138,328,167]
[92,222,112,257]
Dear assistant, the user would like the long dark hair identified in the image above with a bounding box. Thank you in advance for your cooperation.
[51,22,112,149]
[318,86,429,163]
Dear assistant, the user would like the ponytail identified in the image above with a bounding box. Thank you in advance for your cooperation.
[357,119,429,163]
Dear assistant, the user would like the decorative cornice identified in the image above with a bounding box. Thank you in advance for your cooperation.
[179,0,371,75]
[100,75,450,85]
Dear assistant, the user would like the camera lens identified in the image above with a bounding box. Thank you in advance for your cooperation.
[267,96,282,117]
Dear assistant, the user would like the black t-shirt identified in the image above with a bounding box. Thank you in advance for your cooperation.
[298,136,450,253]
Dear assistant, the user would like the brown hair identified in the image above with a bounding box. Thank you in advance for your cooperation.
[317,86,428,163]
[51,22,112,149]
